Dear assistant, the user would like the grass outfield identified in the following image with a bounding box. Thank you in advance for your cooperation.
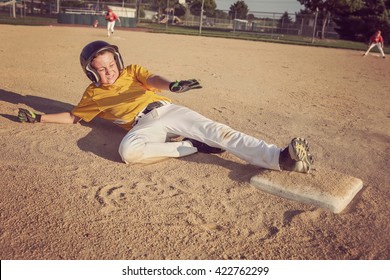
[0,14,58,26]
[1,14,388,53]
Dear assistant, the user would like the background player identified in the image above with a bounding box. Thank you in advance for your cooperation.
[363,30,386,58]
[105,8,121,37]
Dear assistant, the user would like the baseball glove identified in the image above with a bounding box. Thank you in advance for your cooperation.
[18,108,41,123]
[169,79,202,93]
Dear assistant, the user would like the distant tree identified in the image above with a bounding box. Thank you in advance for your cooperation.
[279,11,293,25]
[247,13,256,21]
[297,0,331,39]
[277,11,293,33]
[297,0,389,42]
[297,0,365,39]
[297,0,365,12]
[333,0,390,42]
[229,1,249,20]
[150,0,186,17]
[172,2,186,17]
[215,9,230,20]
[149,0,167,15]
[189,0,217,17]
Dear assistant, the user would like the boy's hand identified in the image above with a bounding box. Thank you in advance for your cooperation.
[18,108,41,123]
[169,79,202,93]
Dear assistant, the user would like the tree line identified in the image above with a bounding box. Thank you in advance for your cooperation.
[150,0,390,43]
[297,0,390,43]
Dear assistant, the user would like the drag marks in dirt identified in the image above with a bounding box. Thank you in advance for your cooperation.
[212,106,234,114]
[212,106,236,123]
[91,171,324,250]
[95,183,126,208]
[92,175,231,235]
[93,179,186,214]
[6,125,82,162]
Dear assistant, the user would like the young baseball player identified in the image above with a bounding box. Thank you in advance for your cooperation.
[105,8,121,37]
[363,30,386,58]
[18,41,314,173]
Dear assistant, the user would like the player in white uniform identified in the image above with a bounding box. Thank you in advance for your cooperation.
[363,30,386,58]
[18,41,314,173]
[105,9,121,37]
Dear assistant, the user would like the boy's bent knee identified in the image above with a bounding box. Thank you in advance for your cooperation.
[118,138,145,164]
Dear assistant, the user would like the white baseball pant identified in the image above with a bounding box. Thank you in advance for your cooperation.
[364,43,385,57]
[107,21,116,36]
[118,103,281,170]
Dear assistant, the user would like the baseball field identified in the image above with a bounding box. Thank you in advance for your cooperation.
[0,24,389,260]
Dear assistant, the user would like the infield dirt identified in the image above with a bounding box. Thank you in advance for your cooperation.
[0,24,389,259]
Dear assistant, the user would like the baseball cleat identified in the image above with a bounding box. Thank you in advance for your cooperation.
[184,138,225,154]
[280,137,314,173]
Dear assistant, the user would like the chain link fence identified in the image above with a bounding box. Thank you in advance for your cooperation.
[0,0,137,16]
[180,11,339,39]
[1,0,339,40]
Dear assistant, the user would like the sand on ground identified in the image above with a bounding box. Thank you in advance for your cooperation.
[0,24,389,260]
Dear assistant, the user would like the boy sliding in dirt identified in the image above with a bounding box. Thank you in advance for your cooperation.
[18,41,314,172]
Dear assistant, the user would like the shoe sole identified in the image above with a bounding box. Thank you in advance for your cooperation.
[288,138,314,168]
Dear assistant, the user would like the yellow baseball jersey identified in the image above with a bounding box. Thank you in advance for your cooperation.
[72,64,171,131]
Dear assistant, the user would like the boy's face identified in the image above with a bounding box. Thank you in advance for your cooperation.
[91,51,119,85]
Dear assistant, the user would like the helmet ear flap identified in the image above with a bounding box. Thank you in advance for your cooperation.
[113,49,124,72]
[87,72,97,84]
[86,64,100,84]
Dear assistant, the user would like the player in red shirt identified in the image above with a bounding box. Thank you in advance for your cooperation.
[363,30,386,58]
[105,8,121,37]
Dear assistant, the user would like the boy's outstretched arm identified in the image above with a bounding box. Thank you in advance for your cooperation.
[41,112,80,124]
[18,109,80,124]
[146,75,202,93]
[146,75,171,90]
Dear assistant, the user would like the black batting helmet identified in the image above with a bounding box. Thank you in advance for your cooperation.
[80,41,124,84]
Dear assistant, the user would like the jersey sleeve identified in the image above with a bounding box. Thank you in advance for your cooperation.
[71,88,101,122]
[129,64,152,83]
[128,64,161,93]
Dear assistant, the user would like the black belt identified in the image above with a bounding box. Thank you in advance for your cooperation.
[141,101,166,115]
